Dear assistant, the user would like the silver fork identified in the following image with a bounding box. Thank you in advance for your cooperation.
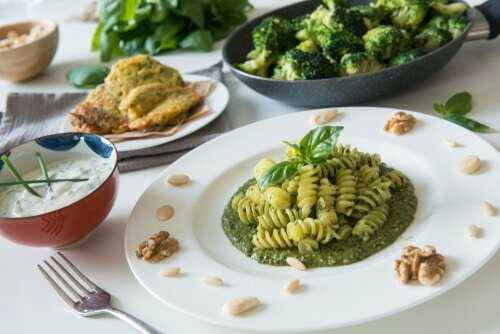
[38,252,162,334]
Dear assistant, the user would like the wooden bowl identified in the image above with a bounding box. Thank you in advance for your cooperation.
[0,20,58,82]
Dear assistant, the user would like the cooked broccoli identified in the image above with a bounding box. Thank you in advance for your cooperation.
[272,49,337,80]
[317,26,364,61]
[238,50,274,77]
[431,1,468,16]
[448,15,468,38]
[389,0,428,30]
[363,25,406,60]
[427,15,449,30]
[415,27,452,51]
[310,4,366,36]
[389,48,425,66]
[296,40,318,53]
[323,0,347,10]
[252,16,297,54]
[340,52,385,76]
[350,5,388,29]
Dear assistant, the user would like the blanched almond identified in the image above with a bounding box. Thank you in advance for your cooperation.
[160,267,181,277]
[168,174,190,186]
[156,205,174,221]
[223,297,260,316]
[283,279,301,294]
[468,224,482,238]
[201,276,223,287]
[483,201,497,217]
[459,155,481,174]
[286,257,306,271]
[310,109,338,126]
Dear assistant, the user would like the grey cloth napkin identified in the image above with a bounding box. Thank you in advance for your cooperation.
[0,61,229,172]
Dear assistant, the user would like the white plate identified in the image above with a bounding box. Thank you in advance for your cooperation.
[125,107,500,332]
[60,74,229,153]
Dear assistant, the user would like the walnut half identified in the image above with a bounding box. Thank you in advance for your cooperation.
[384,111,416,135]
[394,245,446,286]
[136,231,179,263]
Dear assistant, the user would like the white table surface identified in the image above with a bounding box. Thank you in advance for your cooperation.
[2,1,500,333]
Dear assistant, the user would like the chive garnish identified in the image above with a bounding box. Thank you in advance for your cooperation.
[36,152,52,192]
[0,178,89,187]
[1,155,41,198]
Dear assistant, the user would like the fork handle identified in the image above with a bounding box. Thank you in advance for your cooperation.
[105,307,163,334]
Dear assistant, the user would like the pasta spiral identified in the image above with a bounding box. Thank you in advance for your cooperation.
[335,169,357,216]
[384,170,407,188]
[287,218,335,244]
[352,204,390,241]
[357,165,380,186]
[254,158,275,181]
[231,194,260,224]
[257,205,300,230]
[297,165,319,217]
[354,179,392,215]
[282,176,300,195]
[264,186,292,209]
[252,226,294,249]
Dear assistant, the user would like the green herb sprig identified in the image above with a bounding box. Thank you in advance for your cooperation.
[0,178,89,187]
[433,92,493,133]
[1,155,41,198]
[0,153,89,197]
[66,65,110,89]
[258,126,343,189]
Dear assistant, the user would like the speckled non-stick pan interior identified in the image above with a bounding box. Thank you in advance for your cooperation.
[223,0,474,108]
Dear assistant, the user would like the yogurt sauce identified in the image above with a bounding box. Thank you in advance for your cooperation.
[0,156,113,218]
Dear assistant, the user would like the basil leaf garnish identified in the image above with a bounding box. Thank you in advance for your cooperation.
[258,161,300,189]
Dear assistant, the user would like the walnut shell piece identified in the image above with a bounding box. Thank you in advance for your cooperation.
[136,231,180,263]
[394,245,446,286]
[384,111,416,135]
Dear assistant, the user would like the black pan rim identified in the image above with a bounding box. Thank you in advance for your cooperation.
[222,0,474,84]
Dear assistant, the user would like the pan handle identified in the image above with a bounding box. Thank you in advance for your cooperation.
[476,0,500,39]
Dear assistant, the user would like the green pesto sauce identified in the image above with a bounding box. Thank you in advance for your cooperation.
[221,169,418,268]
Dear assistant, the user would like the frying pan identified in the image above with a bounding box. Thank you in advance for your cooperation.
[223,0,500,108]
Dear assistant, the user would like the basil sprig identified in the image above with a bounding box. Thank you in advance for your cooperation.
[258,126,343,189]
[433,92,493,133]
[66,65,110,89]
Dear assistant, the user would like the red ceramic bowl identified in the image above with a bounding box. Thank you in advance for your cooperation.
[0,133,119,247]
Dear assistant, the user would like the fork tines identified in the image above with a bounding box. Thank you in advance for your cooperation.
[37,252,98,306]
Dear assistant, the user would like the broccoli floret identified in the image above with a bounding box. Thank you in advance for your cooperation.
[323,0,347,10]
[415,27,452,51]
[363,25,406,60]
[340,52,385,76]
[427,15,450,30]
[252,16,297,54]
[448,15,468,38]
[390,0,428,30]
[272,49,337,80]
[389,48,425,66]
[310,4,367,36]
[238,50,274,77]
[431,1,468,16]
[350,5,388,29]
[296,40,318,53]
[316,25,364,61]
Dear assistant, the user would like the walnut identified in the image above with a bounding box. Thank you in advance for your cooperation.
[394,245,446,286]
[136,231,179,263]
[384,111,416,135]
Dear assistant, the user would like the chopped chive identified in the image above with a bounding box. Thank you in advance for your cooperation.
[1,155,41,197]
[0,178,89,187]
[36,152,52,192]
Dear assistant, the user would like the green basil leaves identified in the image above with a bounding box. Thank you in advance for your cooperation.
[259,126,343,189]
[66,65,110,89]
[433,92,493,133]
